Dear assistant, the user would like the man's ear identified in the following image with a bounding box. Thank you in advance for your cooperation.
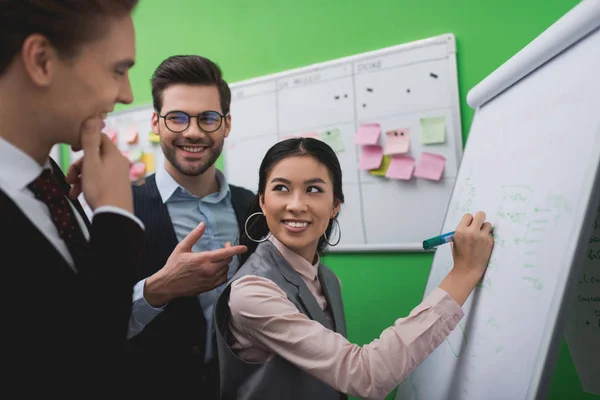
[151,112,160,134]
[21,34,59,87]
[223,114,231,138]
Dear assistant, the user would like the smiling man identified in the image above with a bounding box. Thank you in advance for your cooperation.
[126,55,254,398]
[0,0,144,395]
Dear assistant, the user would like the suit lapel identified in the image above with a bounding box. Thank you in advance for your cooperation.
[49,157,91,230]
[259,241,333,330]
[0,189,75,275]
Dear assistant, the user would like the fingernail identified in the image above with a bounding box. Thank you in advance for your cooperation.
[197,222,204,228]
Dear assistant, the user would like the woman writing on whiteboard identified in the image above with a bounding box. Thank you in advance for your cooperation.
[214,138,494,400]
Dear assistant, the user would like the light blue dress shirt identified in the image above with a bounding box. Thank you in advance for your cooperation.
[128,164,240,362]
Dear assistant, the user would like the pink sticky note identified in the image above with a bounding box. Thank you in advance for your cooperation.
[384,128,410,155]
[359,145,383,170]
[355,123,381,145]
[414,152,446,181]
[385,155,415,180]
[129,162,146,180]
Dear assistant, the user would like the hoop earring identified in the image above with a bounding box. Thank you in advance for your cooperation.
[244,212,271,243]
[323,218,341,247]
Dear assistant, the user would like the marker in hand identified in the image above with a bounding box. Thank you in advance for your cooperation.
[422,231,455,250]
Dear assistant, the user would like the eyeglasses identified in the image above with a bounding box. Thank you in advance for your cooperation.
[158,110,228,133]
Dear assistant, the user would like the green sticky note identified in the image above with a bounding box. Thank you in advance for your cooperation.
[369,154,391,176]
[320,128,345,152]
[420,116,446,144]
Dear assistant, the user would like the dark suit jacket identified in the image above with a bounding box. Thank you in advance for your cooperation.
[1,157,143,397]
[127,173,254,399]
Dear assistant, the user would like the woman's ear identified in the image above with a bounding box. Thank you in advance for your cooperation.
[332,200,342,219]
[259,194,266,214]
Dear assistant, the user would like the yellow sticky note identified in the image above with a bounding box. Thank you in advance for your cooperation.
[149,131,160,144]
[369,155,392,176]
[141,152,155,173]
[420,116,446,144]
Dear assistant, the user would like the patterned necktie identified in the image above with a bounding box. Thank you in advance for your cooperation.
[28,169,89,266]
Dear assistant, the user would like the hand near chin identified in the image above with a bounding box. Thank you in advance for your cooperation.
[65,117,133,213]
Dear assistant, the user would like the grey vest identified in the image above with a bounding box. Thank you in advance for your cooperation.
[214,240,348,400]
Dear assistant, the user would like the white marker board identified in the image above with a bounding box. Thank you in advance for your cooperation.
[223,34,464,252]
[396,1,600,399]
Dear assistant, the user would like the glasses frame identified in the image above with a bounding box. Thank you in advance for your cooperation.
[157,110,229,133]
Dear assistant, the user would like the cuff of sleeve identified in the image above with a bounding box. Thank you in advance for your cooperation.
[133,278,168,311]
[424,287,464,329]
[94,206,145,230]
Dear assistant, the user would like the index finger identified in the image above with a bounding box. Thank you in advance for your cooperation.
[79,118,104,166]
[99,132,121,157]
[196,245,248,262]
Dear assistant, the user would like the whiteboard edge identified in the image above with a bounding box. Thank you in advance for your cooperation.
[466,0,600,109]
[228,33,457,88]
[327,243,433,253]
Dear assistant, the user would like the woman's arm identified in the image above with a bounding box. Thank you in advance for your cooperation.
[229,275,463,400]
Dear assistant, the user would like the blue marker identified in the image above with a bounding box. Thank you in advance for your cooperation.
[422,231,455,250]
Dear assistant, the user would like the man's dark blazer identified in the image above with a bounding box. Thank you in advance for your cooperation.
[127,173,255,398]
[0,157,144,396]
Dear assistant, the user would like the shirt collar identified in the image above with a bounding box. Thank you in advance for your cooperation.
[155,162,231,204]
[268,235,320,281]
[0,137,51,193]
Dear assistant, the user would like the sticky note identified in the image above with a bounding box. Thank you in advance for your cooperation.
[414,152,446,181]
[385,155,415,180]
[359,145,383,170]
[369,155,391,176]
[355,123,381,145]
[320,129,344,152]
[126,126,139,144]
[129,162,146,180]
[127,148,143,163]
[384,128,410,155]
[149,131,160,144]
[141,152,155,173]
[420,116,446,144]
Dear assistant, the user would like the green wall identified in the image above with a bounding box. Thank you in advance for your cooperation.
[128,1,596,399]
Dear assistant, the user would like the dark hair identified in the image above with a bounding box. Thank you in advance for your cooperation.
[151,55,231,115]
[0,0,139,76]
[240,138,345,264]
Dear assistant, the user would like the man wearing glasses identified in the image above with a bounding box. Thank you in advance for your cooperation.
[126,55,254,398]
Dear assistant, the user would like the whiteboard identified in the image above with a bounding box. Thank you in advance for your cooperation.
[396,1,600,399]
[223,34,463,252]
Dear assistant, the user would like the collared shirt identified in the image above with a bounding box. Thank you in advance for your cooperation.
[227,235,464,400]
[128,163,240,362]
[0,137,144,272]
